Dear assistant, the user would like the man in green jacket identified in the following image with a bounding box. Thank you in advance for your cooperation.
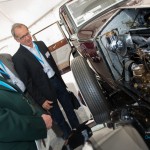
[0,76,52,150]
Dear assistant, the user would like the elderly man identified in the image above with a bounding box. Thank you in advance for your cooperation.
[0,76,52,150]
[0,53,63,149]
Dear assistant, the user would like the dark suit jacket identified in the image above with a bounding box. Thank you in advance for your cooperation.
[12,41,66,106]
[0,77,47,150]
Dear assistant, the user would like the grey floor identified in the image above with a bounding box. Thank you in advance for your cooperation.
[43,104,92,150]
[45,104,149,150]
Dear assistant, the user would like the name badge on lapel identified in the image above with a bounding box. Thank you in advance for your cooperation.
[45,51,50,58]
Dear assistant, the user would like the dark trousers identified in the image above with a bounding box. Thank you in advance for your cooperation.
[49,75,79,139]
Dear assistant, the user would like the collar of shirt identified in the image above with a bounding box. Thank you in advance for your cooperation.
[23,43,40,61]
[22,42,35,50]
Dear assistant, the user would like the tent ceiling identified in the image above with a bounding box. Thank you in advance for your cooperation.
[0,0,64,41]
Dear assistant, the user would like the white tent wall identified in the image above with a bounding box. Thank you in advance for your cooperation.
[0,0,68,56]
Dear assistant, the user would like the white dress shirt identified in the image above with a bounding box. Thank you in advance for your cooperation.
[23,43,55,78]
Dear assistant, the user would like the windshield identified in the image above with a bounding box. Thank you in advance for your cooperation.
[66,0,126,27]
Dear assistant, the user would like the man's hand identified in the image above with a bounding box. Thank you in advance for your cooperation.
[42,100,53,110]
[41,114,52,129]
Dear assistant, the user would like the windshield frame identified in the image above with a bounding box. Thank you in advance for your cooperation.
[66,0,127,28]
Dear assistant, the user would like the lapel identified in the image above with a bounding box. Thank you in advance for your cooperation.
[0,76,38,115]
[0,54,19,77]
[0,76,22,93]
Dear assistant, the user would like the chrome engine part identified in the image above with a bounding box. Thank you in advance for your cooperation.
[97,8,150,99]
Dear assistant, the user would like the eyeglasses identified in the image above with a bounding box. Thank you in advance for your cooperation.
[16,32,31,40]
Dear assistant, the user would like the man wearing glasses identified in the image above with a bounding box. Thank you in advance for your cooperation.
[11,23,80,141]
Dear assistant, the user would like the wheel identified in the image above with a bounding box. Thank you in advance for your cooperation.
[71,56,110,124]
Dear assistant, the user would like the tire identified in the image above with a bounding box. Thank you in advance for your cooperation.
[71,56,110,124]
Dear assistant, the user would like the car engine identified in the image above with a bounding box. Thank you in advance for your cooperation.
[96,8,150,146]
[97,8,150,101]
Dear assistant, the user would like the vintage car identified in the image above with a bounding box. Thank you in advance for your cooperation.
[59,0,150,148]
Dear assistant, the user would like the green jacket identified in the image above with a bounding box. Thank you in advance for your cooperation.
[0,77,47,150]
